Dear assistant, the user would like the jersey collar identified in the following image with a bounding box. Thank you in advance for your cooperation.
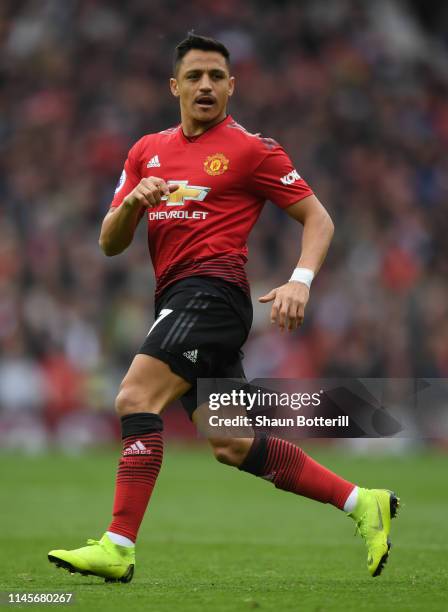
[178,115,233,144]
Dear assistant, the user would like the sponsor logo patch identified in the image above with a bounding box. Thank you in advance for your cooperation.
[149,210,208,220]
[161,180,210,206]
[280,169,301,185]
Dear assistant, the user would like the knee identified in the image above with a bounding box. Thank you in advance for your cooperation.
[211,438,252,467]
[115,384,151,417]
[213,444,235,466]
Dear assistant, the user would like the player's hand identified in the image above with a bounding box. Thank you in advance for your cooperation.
[123,177,179,208]
[258,281,310,332]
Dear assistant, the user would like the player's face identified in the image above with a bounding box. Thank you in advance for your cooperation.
[170,50,234,125]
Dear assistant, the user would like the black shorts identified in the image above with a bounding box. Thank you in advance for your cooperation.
[137,276,253,418]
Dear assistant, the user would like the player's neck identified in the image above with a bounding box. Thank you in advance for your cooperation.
[181,112,228,138]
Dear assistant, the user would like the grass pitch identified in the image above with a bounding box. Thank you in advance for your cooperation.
[1,444,447,611]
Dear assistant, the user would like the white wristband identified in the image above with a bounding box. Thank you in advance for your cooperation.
[289,267,314,288]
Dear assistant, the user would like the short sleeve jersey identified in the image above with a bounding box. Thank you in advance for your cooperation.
[110,115,313,301]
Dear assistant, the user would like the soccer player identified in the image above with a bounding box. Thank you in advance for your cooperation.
[48,35,399,582]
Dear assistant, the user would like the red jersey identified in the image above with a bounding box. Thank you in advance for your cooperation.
[110,115,313,300]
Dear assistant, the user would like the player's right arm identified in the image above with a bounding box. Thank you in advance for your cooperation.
[99,139,179,256]
[99,176,178,256]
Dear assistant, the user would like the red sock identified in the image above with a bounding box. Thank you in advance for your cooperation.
[108,413,164,542]
[265,437,354,508]
[240,435,355,509]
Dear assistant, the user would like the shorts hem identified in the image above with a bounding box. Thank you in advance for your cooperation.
[136,346,197,386]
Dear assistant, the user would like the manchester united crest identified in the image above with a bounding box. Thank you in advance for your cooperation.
[204,153,229,176]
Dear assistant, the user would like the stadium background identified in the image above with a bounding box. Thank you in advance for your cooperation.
[1,0,448,447]
[0,2,448,610]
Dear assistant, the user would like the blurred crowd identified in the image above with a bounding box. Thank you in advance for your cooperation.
[1,0,447,446]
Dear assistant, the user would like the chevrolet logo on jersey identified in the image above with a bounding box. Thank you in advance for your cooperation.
[161,181,210,206]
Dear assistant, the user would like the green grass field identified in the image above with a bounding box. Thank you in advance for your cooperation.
[1,444,447,611]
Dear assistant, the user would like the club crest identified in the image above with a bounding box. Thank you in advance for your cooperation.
[204,153,229,176]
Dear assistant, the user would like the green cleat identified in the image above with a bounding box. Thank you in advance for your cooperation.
[348,488,400,577]
[48,533,135,583]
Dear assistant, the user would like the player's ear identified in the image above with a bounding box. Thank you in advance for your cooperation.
[170,78,180,97]
[228,76,235,98]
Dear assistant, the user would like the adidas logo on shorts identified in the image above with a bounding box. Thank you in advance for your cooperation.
[183,349,198,363]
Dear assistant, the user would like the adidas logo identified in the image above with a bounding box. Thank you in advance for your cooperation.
[146,155,161,168]
[183,349,198,363]
[123,440,152,456]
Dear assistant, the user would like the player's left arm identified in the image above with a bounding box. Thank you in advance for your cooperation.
[259,194,334,331]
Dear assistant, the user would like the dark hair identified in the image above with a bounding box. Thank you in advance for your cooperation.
[173,33,230,75]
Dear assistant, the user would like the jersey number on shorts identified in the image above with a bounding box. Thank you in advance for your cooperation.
[147,308,173,336]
